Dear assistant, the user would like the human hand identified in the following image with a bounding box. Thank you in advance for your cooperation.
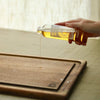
[56,18,100,45]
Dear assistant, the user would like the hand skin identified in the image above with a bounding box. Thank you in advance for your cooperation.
[55,18,100,45]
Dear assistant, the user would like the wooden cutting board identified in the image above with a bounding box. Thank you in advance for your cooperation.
[0,53,87,100]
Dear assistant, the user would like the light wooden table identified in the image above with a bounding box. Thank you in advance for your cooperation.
[0,28,100,100]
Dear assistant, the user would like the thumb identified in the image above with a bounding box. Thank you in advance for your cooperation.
[65,22,80,28]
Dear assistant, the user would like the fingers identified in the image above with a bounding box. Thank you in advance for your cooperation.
[68,32,74,44]
[65,22,80,28]
[55,21,66,26]
[68,32,88,46]
[55,18,88,46]
[65,18,83,23]
[55,18,83,26]
[81,33,88,45]
[75,30,83,45]
[73,30,88,46]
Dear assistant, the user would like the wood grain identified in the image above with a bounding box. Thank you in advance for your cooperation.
[0,53,87,100]
[0,54,74,90]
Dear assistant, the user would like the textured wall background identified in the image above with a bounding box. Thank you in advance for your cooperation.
[0,0,99,31]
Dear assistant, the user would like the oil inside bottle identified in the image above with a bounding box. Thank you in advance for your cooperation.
[38,30,74,40]
[37,25,84,42]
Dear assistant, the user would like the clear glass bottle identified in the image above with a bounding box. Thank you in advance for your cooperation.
[37,24,82,41]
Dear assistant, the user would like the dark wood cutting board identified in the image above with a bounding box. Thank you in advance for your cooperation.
[0,53,87,100]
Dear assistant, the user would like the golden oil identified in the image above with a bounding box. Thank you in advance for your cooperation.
[37,25,84,42]
[38,31,74,40]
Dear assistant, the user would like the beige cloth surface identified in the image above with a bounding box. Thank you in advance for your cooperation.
[0,28,100,100]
